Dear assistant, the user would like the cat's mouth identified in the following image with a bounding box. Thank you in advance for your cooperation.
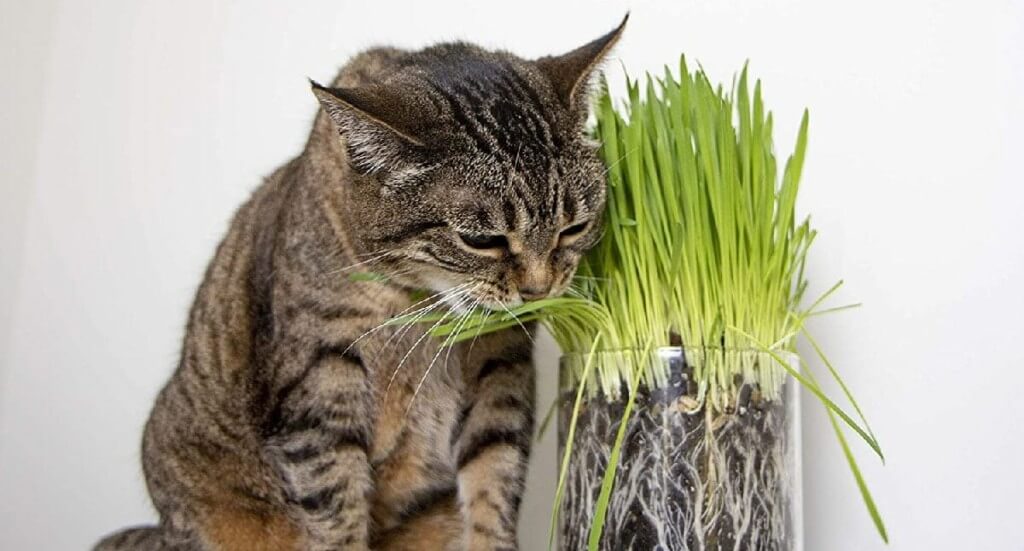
[438,281,569,314]
[422,265,577,313]
[439,286,514,313]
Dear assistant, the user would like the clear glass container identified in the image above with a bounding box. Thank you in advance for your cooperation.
[557,347,803,551]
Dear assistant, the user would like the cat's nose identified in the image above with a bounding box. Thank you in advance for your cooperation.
[517,255,552,301]
[519,283,552,302]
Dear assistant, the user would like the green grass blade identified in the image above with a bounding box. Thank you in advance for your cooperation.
[587,345,651,550]
[826,407,889,542]
[729,326,884,461]
[548,337,603,550]
[536,398,558,441]
[803,359,889,542]
[802,328,880,449]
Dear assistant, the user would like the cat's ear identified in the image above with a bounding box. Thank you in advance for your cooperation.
[535,14,628,120]
[311,80,429,177]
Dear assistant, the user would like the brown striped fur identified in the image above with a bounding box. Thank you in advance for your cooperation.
[95,16,626,551]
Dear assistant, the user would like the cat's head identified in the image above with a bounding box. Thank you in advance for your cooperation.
[313,16,627,310]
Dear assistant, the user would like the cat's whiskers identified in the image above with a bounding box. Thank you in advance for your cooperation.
[443,303,488,379]
[465,310,492,358]
[384,286,479,399]
[381,284,476,350]
[497,298,535,344]
[601,148,635,177]
[355,248,390,258]
[572,275,610,282]
[324,250,397,276]
[564,287,587,299]
[406,294,483,416]
[343,281,473,355]
[381,304,452,397]
[317,246,348,271]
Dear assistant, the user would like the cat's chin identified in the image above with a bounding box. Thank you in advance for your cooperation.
[432,286,524,313]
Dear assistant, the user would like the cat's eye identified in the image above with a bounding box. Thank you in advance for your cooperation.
[458,232,509,251]
[560,222,590,239]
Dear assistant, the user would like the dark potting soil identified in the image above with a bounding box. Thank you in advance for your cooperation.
[557,355,798,551]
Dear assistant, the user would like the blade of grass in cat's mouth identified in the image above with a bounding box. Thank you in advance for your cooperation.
[351,270,574,322]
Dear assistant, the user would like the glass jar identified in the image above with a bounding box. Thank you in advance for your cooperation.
[557,347,802,551]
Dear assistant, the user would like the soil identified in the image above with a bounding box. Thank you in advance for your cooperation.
[557,354,798,551]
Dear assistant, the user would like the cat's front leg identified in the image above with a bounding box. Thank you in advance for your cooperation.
[455,342,536,551]
[264,345,374,551]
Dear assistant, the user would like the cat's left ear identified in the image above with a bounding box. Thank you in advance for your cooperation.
[311,81,431,179]
[535,14,628,122]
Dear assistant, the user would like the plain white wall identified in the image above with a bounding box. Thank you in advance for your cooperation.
[2,1,1022,549]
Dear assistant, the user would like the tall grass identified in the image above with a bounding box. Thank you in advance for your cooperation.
[401,57,886,543]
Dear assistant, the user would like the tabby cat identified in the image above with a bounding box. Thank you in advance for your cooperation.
[95,16,626,551]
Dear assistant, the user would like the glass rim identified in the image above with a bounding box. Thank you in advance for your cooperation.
[559,345,799,360]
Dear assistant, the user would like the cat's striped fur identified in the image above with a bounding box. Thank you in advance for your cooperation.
[96,16,625,551]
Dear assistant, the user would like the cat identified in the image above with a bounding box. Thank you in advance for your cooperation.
[95,15,626,551]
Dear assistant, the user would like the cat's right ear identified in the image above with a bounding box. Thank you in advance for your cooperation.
[310,80,429,178]
[535,14,628,122]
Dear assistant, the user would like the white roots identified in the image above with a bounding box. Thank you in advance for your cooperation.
[558,382,798,551]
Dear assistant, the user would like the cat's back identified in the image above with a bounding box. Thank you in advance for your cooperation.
[143,153,312,453]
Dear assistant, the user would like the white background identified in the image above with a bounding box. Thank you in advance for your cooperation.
[2,1,1022,549]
